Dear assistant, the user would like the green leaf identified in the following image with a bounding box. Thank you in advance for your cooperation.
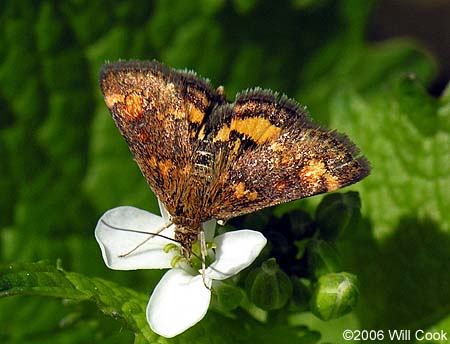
[298,39,437,123]
[331,76,450,238]
[0,261,155,341]
[1,261,312,343]
[331,79,450,331]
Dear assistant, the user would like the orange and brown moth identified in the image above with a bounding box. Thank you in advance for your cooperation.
[100,60,370,257]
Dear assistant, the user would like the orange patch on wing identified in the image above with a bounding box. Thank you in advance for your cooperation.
[269,142,285,152]
[233,182,246,198]
[324,174,340,191]
[214,117,281,144]
[188,104,205,124]
[197,125,206,140]
[299,159,340,191]
[145,155,157,168]
[232,138,241,154]
[233,182,258,200]
[158,159,173,185]
[213,125,231,142]
[300,159,326,183]
[105,93,125,109]
[275,180,286,191]
[247,190,258,201]
[125,93,144,118]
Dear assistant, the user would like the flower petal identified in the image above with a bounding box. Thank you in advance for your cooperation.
[147,269,212,338]
[95,206,177,270]
[206,230,267,280]
[158,199,171,222]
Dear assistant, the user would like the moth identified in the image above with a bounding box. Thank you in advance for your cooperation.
[100,60,370,260]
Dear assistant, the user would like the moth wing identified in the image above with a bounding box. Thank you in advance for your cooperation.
[202,89,370,221]
[100,61,221,215]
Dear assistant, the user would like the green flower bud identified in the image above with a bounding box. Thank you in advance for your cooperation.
[310,272,359,321]
[289,277,312,312]
[279,210,316,239]
[245,258,293,310]
[212,280,245,312]
[315,192,362,240]
[305,240,341,279]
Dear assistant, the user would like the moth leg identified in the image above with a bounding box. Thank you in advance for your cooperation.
[118,221,174,257]
[199,228,210,290]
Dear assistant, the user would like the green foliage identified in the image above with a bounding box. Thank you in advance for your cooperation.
[0,261,149,341]
[0,261,316,343]
[0,0,448,343]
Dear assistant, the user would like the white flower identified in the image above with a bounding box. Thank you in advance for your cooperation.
[95,203,267,338]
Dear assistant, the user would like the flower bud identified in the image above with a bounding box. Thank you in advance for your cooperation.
[211,280,245,312]
[289,277,312,312]
[278,210,316,239]
[315,192,361,240]
[245,258,292,310]
[305,239,341,279]
[310,272,359,320]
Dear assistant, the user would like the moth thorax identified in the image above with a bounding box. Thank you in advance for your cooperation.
[174,225,199,258]
[192,149,214,179]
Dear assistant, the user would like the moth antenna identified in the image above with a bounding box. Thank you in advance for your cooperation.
[100,219,177,256]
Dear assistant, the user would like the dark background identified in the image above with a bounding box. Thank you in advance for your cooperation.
[369,0,450,95]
